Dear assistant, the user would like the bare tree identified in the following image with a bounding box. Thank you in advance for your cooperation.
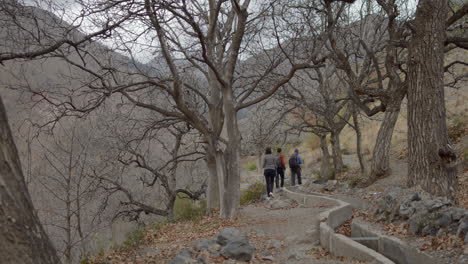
[240,100,294,173]
[1,0,357,222]
[0,96,60,263]
[281,63,353,175]
[90,110,206,221]
[323,0,409,182]
[34,122,102,264]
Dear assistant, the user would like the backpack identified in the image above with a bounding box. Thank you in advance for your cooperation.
[289,155,299,169]
[275,156,284,169]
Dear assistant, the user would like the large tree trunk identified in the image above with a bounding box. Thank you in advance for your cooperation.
[407,0,457,199]
[257,150,263,174]
[205,151,220,212]
[0,96,60,264]
[319,134,332,179]
[330,131,344,173]
[353,108,366,174]
[218,92,241,219]
[369,95,404,180]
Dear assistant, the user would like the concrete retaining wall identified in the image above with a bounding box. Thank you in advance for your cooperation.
[283,188,394,264]
[352,220,440,264]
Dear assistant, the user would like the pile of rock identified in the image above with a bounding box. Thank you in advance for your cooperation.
[169,228,254,264]
[371,185,468,242]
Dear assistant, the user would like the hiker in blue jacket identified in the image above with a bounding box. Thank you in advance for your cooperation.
[289,149,303,186]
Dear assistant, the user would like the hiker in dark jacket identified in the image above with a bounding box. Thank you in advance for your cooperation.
[263,147,277,199]
[289,148,303,186]
[276,148,286,189]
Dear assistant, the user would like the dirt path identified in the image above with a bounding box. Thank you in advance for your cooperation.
[238,191,362,264]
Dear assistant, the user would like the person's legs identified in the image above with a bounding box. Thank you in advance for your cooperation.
[291,168,296,186]
[297,167,302,185]
[268,173,275,196]
[265,169,275,196]
[274,169,279,189]
[278,168,285,187]
[264,170,270,196]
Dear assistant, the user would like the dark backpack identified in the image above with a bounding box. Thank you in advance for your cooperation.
[289,155,299,168]
[275,156,283,169]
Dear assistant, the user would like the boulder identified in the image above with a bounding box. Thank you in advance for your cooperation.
[421,224,437,236]
[435,212,451,228]
[217,228,244,246]
[450,208,467,221]
[169,250,198,264]
[193,239,220,252]
[269,199,292,209]
[410,192,421,202]
[456,222,468,237]
[399,201,415,219]
[220,239,254,261]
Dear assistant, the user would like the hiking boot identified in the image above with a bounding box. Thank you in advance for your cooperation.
[269,192,274,198]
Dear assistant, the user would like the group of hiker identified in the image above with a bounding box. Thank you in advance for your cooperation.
[262,147,303,199]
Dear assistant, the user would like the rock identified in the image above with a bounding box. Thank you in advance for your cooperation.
[322,184,336,192]
[457,222,468,237]
[399,201,416,219]
[421,225,437,236]
[266,239,282,249]
[193,239,220,252]
[410,201,429,215]
[220,239,254,261]
[410,192,421,202]
[448,222,459,235]
[196,256,208,264]
[425,199,451,212]
[450,208,467,221]
[435,213,452,228]
[287,248,307,260]
[169,250,198,264]
[217,228,244,246]
[261,255,275,261]
[312,178,328,184]
[461,215,468,224]
[408,213,428,235]
[465,233,468,244]
[436,228,447,237]
[270,199,292,209]
[464,244,468,254]
[376,213,387,222]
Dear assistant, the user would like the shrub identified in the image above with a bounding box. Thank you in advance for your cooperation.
[347,176,364,188]
[174,194,207,221]
[122,227,146,249]
[240,182,266,205]
[245,161,257,171]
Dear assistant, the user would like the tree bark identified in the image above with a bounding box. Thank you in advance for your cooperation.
[0,96,60,264]
[319,134,332,179]
[330,131,344,173]
[205,151,220,212]
[407,0,457,199]
[353,108,366,174]
[219,91,241,219]
[257,150,263,174]
[369,95,404,180]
